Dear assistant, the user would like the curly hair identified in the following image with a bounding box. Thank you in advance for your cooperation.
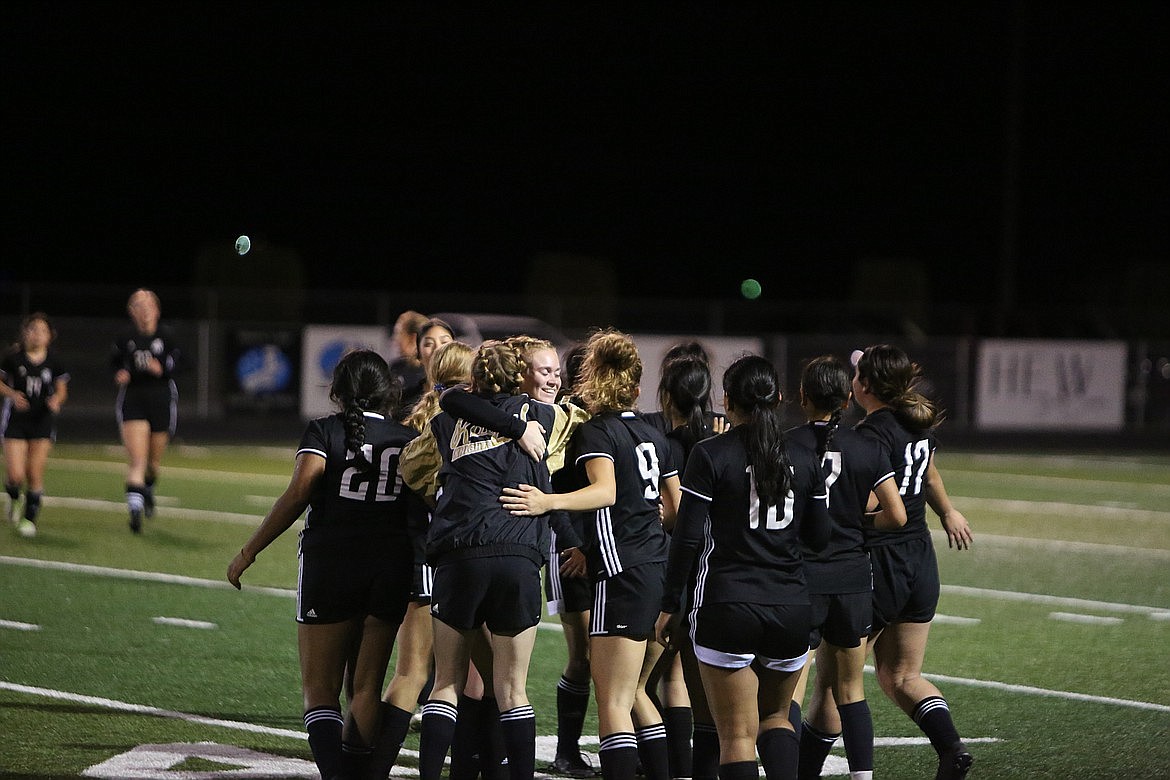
[471,340,527,396]
[854,344,943,432]
[405,340,474,432]
[577,329,642,415]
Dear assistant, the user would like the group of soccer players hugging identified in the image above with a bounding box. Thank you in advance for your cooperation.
[228,314,974,780]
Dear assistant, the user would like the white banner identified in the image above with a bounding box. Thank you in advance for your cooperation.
[630,334,765,417]
[975,339,1127,431]
[299,325,391,419]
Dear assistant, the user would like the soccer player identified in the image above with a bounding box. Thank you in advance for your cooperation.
[786,355,907,780]
[501,329,682,780]
[110,288,180,533]
[227,348,426,780]
[1,312,70,538]
[850,345,975,780]
[415,339,562,780]
[655,354,831,780]
[388,309,431,422]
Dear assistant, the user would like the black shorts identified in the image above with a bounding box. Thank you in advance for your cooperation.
[431,555,542,634]
[296,534,414,626]
[869,535,940,631]
[412,562,434,604]
[691,601,811,671]
[117,382,177,435]
[590,561,665,639]
[1,410,56,441]
[546,556,592,615]
[809,591,872,649]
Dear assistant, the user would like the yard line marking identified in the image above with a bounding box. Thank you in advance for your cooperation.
[1049,612,1124,625]
[946,466,1170,495]
[951,495,1170,523]
[1150,612,1170,622]
[932,614,981,626]
[0,556,295,598]
[0,681,308,740]
[52,458,291,486]
[153,616,218,630]
[931,529,1170,559]
[42,496,266,526]
[917,671,1170,713]
[0,618,41,631]
[941,583,1168,616]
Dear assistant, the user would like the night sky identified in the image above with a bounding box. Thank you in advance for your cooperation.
[4,2,1167,320]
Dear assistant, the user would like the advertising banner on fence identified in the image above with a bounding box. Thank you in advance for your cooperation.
[975,339,1126,431]
[300,325,390,419]
[226,327,300,415]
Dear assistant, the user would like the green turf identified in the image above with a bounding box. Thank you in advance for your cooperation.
[2,443,1168,777]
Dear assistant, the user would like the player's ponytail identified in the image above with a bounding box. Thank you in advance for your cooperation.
[471,340,526,396]
[799,355,852,457]
[853,344,943,431]
[578,329,642,414]
[330,349,400,466]
[723,355,792,502]
[405,340,474,432]
[658,354,713,453]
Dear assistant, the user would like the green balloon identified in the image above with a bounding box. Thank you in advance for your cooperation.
[740,278,762,299]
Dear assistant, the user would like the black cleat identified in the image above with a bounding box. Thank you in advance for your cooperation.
[143,490,155,518]
[935,741,973,780]
[549,754,601,778]
[129,509,143,534]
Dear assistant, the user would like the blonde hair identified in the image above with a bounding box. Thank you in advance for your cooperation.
[405,340,474,432]
[578,329,642,414]
[471,340,527,396]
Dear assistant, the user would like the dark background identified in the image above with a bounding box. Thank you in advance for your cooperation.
[3,2,1167,335]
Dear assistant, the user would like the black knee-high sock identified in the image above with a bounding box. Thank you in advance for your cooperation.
[756,728,798,780]
[449,695,483,780]
[691,722,720,780]
[636,723,670,780]
[599,733,639,780]
[24,490,42,522]
[480,697,508,780]
[556,675,591,759]
[369,703,413,779]
[911,696,962,755]
[143,474,156,516]
[838,700,874,774]
[787,700,802,742]
[342,741,374,779]
[304,706,345,780]
[797,722,839,780]
[419,700,459,780]
[500,704,537,780]
[5,482,19,501]
[717,761,758,780]
[663,707,693,779]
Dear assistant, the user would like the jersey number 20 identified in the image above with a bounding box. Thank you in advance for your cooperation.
[340,445,404,502]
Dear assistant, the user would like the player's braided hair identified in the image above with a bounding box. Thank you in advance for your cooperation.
[578,329,642,415]
[405,340,474,432]
[657,354,713,453]
[723,354,792,502]
[800,355,852,457]
[471,340,526,396]
[330,349,400,466]
[854,344,943,431]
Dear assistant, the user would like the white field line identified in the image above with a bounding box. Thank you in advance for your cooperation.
[52,457,291,487]
[952,495,1170,523]
[44,495,266,525]
[0,618,41,631]
[941,583,1169,616]
[945,466,1170,496]
[1049,612,1123,625]
[152,617,218,630]
[3,555,1169,714]
[930,529,1170,560]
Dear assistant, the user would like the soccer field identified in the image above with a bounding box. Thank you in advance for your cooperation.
[2,443,1169,778]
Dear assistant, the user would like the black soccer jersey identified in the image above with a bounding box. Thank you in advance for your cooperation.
[854,407,935,546]
[427,393,559,566]
[573,410,680,581]
[297,411,428,550]
[662,428,830,613]
[0,350,69,415]
[786,421,895,593]
[110,325,180,388]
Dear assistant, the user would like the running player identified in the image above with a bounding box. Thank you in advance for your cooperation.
[227,348,426,780]
[655,354,831,780]
[501,329,682,780]
[786,355,906,780]
[1,312,70,538]
[851,344,975,780]
[110,288,180,533]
